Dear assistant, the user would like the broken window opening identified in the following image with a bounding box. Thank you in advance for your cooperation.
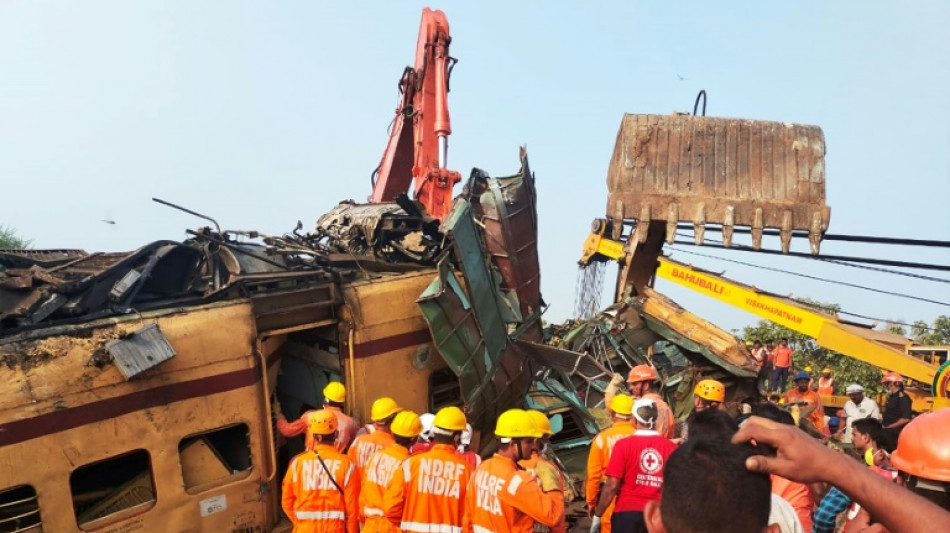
[178,423,253,493]
[429,367,462,412]
[0,485,42,533]
[70,449,155,530]
[549,410,586,445]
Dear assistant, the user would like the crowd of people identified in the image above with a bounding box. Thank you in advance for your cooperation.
[276,381,569,533]
[585,366,950,533]
[275,366,949,533]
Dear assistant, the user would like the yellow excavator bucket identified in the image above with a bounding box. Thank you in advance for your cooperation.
[606,114,831,254]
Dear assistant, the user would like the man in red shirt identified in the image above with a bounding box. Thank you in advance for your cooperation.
[593,398,677,533]
[770,338,793,393]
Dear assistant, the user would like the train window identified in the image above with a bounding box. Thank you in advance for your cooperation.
[429,367,462,411]
[178,423,253,493]
[0,484,42,533]
[70,450,155,530]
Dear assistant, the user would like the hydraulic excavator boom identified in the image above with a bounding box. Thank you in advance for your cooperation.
[371,8,461,221]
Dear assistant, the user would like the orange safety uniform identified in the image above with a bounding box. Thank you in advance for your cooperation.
[382,443,472,532]
[326,405,360,453]
[817,377,835,396]
[584,419,635,533]
[282,443,360,533]
[464,453,565,533]
[360,443,410,533]
[771,475,814,533]
[349,430,396,477]
[772,345,793,368]
[784,388,825,430]
[518,453,566,533]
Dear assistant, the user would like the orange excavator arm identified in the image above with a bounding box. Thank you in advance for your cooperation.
[371,8,461,221]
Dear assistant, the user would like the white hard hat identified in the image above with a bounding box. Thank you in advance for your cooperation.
[846,384,864,394]
[419,413,436,442]
[632,398,658,426]
[460,423,473,446]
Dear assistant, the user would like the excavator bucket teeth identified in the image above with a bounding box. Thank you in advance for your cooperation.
[606,114,831,254]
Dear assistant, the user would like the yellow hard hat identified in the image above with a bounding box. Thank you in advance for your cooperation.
[822,367,832,374]
[608,394,634,416]
[694,379,725,403]
[526,410,552,435]
[433,406,467,432]
[805,366,813,373]
[495,409,542,439]
[309,409,338,435]
[371,397,401,422]
[391,410,423,438]
[323,381,346,404]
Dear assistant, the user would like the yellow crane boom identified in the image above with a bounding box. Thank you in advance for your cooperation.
[579,224,948,404]
[655,257,936,385]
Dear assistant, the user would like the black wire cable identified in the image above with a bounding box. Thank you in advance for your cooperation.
[672,223,950,248]
[670,238,950,273]
[673,232,950,283]
[666,246,950,307]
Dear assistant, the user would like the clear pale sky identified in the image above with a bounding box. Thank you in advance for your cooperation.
[1,1,948,334]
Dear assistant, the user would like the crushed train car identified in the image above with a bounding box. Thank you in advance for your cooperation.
[0,153,598,532]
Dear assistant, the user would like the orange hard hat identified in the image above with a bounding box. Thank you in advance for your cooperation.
[627,365,658,383]
[308,409,338,435]
[694,379,725,403]
[890,408,950,482]
[881,371,905,384]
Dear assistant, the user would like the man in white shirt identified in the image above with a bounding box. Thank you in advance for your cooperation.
[842,383,881,443]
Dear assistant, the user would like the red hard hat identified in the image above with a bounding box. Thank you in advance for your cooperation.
[881,371,905,384]
[627,365,658,383]
[890,408,950,482]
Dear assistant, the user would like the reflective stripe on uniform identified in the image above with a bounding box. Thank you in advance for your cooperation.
[400,522,463,533]
[344,462,355,485]
[295,510,346,521]
[363,506,385,517]
[506,474,523,495]
[473,526,502,533]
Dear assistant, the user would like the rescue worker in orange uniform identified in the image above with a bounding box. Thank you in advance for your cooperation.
[585,394,635,533]
[279,382,360,454]
[784,371,825,432]
[382,406,473,532]
[463,409,565,533]
[361,410,423,533]
[817,368,835,396]
[349,397,401,477]
[281,409,359,533]
[519,410,567,533]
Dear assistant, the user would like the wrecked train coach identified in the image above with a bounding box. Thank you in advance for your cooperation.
[0,154,594,532]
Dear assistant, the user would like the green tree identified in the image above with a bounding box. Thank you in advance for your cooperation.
[911,316,950,346]
[742,299,885,396]
[0,225,31,249]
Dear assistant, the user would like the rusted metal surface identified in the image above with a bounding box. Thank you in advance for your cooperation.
[469,149,544,341]
[607,114,831,253]
[419,198,535,434]
[0,249,88,269]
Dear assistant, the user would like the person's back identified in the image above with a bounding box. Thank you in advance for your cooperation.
[586,394,637,533]
[348,429,395,476]
[360,443,409,533]
[281,410,359,533]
